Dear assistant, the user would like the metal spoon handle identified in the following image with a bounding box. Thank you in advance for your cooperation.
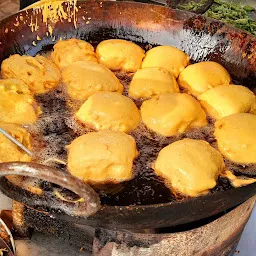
[0,162,101,218]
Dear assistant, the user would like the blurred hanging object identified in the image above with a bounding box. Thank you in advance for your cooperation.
[20,0,38,9]
[0,218,16,256]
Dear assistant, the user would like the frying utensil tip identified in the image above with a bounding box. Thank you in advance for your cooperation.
[0,128,33,157]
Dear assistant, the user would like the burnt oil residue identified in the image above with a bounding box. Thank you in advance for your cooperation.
[94,227,158,251]
[32,88,76,163]
[224,159,256,177]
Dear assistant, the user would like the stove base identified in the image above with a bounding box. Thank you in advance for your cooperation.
[14,197,255,255]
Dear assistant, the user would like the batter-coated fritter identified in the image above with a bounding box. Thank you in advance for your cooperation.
[51,38,98,69]
[178,61,231,97]
[129,67,179,99]
[0,79,40,124]
[142,46,190,78]
[1,54,61,94]
[153,139,225,197]
[198,84,255,119]
[141,93,207,136]
[96,39,145,72]
[76,92,140,133]
[67,130,138,184]
[214,113,256,164]
[62,61,123,101]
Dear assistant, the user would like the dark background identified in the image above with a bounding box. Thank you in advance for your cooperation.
[20,0,38,9]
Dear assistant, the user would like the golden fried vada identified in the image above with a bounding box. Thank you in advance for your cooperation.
[67,130,138,183]
[51,38,97,69]
[153,138,225,197]
[62,61,123,101]
[198,85,255,119]
[1,54,61,94]
[96,39,145,72]
[141,46,190,78]
[214,113,256,164]
[141,93,207,136]
[129,67,179,99]
[76,92,140,133]
[0,79,40,124]
[178,61,231,97]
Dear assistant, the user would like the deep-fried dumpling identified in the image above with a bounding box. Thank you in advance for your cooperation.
[153,139,225,197]
[141,46,190,78]
[141,93,207,136]
[62,61,123,101]
[198,85,255,119]
[214,113,256,164]
[76,92,140,133]
[129,67,179,99]
[67,130,138,183]
[1,54,61,94]
[0,79,40,124]
[96,39,145,72]
[51,38,98,69]
[0,123,31,163]
[178,61,231,97]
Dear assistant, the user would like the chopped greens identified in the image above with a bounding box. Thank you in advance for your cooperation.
[177,0,256,36]
[243,5,255,12]
[178,0,209,12]
[205,0,256,36]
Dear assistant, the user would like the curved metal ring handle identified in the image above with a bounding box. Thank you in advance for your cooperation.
[0,162,101,218]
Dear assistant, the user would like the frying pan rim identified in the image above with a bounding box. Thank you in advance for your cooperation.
[2,0,255,39]
[21,0,256,38]
[0,168,255,211]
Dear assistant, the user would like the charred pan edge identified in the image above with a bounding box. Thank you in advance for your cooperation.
[22,196,255,255]
[0,1,255,83]
[92,197,256,255]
